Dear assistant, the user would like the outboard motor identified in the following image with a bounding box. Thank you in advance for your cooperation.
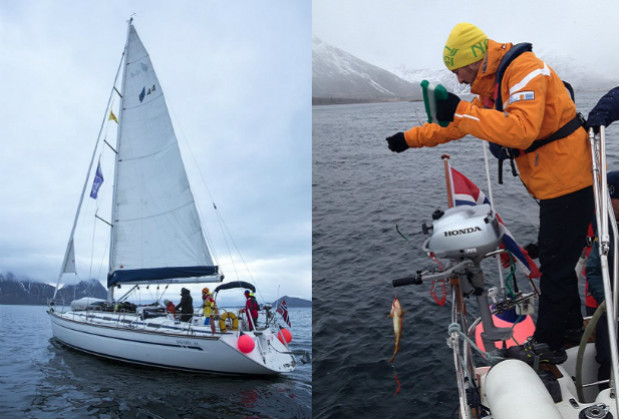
[423,204,503,260]
[406,204,513,350]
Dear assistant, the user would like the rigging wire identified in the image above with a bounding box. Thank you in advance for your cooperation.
[57,52,124,297]
[169,104,264,301]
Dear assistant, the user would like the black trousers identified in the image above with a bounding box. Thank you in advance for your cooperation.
[534,186,594,350]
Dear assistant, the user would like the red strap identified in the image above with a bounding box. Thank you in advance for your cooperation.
[428,252,444,270]
[431,278,447,306]
[427,253,447,306]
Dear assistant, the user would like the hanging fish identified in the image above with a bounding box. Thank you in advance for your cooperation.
[389,297,407,363]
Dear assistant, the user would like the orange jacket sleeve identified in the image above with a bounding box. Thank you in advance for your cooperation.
[451,60,549,149]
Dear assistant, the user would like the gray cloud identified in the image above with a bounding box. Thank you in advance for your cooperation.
[313,0,619,85]
[0,1,311,303]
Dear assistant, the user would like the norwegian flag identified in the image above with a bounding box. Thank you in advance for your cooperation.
[277,298,291,327]
[448,165,541,279]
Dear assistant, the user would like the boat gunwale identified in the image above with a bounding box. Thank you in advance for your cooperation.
[48,309,264,340]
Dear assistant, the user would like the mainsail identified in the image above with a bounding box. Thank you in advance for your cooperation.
[108,24,218,286]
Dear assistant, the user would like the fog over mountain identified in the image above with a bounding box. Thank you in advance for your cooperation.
[394,50,615,94]
[314,38,616,105]
[0,272,107,305]
[312,37,420,104]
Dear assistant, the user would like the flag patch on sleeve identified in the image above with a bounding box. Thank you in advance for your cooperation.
[509,91,535,104]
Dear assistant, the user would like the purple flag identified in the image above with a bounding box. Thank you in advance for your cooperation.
[90,162,104,199]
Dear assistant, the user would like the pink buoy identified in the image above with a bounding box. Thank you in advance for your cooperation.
[238,334,255,353]
[277,328,292,344]
[474,313,535,351]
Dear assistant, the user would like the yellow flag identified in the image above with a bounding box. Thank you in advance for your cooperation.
[108,111,118,124]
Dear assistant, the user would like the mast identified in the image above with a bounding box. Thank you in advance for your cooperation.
[107,17,133,302]
[52,31,127,302]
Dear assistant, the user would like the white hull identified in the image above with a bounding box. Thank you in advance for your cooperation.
[48,309,295,375]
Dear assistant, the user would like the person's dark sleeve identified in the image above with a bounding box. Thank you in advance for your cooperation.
[587,87,619,128]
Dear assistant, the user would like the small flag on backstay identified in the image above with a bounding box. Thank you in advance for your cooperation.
[90,161,104,199]
[108,111,118,124]
[277,298,291,327]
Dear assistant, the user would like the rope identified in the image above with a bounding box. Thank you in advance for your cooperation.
[501,251,525,346]
[426,253,446,305]
[431,278,447,306]
[428,252,444,271]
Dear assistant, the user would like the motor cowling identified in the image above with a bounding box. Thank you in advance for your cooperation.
[423,204,503,259]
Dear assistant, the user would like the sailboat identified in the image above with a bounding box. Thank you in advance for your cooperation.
[47,19,301,375]
[392,126,619,418]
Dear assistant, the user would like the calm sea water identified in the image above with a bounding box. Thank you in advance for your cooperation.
[0,305,311,419]
[312,90,619,419]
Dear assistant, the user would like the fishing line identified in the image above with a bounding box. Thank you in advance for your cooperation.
[414,109,423,126]
[395,224,408,241]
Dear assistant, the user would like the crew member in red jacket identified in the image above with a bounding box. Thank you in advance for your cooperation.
[243,290,259,331]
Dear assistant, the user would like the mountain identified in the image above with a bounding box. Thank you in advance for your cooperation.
[0,272,107,305]
[529,49,616,92]
[272,296,311,308]
[55,278,108,303]
[394,53,616,94]
[313,37,421,105]
[314,38,615,106]
[393,66,474,96]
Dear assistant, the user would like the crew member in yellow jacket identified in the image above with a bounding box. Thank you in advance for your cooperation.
[386,22,593,364]
[202,287,217,335]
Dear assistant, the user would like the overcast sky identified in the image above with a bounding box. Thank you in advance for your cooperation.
[0,1,311,305]
[313,0,619,84]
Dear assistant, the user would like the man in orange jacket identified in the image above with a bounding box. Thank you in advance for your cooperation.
[386,23,593,364]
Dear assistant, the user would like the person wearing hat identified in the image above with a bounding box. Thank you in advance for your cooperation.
[243,290,260,331]
[175,287,194,323]
[386,22,594,365]
[585,170,619,389]
[202,287,217,335]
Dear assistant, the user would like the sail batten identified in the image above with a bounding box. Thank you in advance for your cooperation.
[108,23,218,287]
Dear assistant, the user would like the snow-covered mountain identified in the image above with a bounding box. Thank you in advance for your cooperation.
[393,66,472,96]
[312,38,421,104]
[313,38,615,105]
[0,272,107,305]
[394,49,616,93]
[531,48,616,92]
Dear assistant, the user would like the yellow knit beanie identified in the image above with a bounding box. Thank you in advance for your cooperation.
[443,23,488,70]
